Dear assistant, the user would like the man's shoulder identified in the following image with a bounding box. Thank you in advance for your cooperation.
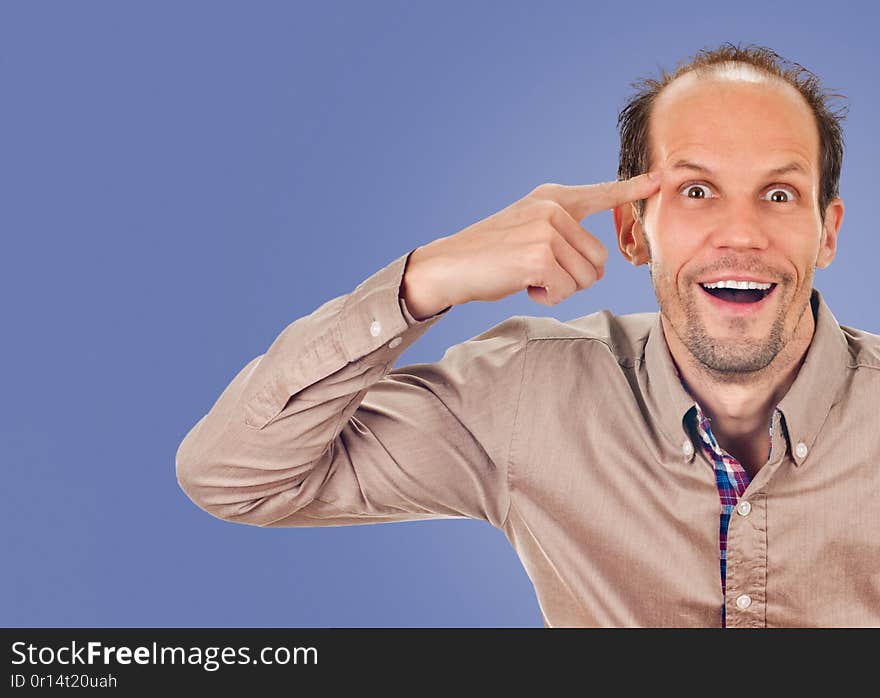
[839,322,880,371]
[513,306,657,365]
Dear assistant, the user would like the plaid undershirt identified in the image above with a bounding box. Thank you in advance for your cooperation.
[673,365,775,627]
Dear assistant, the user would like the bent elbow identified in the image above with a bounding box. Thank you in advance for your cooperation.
[174,420,240,524]
[175,446,227,523]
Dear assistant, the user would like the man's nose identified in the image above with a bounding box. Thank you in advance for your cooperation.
[708,198,770,250]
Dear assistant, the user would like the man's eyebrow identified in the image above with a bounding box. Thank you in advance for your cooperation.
[669,159,811,177]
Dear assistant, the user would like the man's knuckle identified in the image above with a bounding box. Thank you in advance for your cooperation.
[527,185,546,200]
[530,182,558,198]
[539,198,564,217]
[526,197,562,223]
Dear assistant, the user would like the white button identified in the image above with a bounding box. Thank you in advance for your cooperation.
[795,441,808,459]
[737,500,751,516]
[735,594,752,610]
[388,337,402,349]
[682,439,694,457]
[370,320,381,337]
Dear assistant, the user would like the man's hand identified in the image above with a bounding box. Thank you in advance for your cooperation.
[400,172,661,318]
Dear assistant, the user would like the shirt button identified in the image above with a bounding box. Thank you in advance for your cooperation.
[735,594,752,610]
[388,337,402,349]
[370,320,381,337]
[737,500,751,516]
[682,439,694,457]
[795,441,809,459]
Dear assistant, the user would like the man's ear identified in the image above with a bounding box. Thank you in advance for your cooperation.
[816,196,844,269]
[613,200,651,266]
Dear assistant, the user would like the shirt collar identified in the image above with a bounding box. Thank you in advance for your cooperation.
[643,287,850,466]
[775,288,851,465]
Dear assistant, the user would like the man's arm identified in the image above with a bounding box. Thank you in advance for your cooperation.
[175,172,659,529]
[174,249,526,529]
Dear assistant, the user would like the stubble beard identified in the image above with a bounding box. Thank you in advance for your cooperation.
[648,258,814,383]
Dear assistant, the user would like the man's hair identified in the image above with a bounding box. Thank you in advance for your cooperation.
[617,42,849,225]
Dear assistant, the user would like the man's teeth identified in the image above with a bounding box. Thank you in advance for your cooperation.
[701,280,773,290]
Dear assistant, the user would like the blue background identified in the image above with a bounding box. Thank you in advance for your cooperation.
[2,1,876,627]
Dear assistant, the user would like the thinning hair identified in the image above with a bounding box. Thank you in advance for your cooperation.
[617,42,849,224]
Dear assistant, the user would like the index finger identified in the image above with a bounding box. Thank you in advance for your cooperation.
[557,171,661,221]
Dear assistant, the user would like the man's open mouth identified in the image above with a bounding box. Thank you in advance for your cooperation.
[698,281,777,304]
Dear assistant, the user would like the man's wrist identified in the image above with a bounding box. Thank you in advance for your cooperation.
[400,245,452,321]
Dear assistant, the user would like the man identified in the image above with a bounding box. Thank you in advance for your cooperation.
[176,43,879,627]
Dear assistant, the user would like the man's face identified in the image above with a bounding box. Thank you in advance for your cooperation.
[622,68,843,377]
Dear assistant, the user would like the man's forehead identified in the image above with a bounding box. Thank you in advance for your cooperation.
[651,63,819,172]
[664,152,814,181]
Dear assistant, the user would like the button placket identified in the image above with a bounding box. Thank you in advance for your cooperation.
[725,492,767,627]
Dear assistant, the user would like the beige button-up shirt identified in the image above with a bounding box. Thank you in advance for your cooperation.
[176,249,880,627]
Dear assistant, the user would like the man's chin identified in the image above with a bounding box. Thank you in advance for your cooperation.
[685,334,780,374]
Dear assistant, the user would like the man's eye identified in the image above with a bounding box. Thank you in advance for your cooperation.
[678,183,798,203]
[764,187,797,203]
[681,183,713,199]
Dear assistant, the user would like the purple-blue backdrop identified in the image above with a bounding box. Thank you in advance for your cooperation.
[3,0,876,627]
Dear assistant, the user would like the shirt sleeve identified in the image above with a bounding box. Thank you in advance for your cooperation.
[175,248,527,530]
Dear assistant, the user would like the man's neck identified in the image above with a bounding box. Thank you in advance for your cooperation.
[662,303,816,477]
